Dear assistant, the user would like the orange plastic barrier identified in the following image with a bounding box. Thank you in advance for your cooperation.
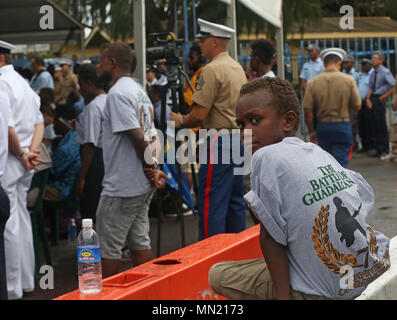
[55,225,261,300]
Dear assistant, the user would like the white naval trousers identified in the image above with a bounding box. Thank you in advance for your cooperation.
[0,155,34,300]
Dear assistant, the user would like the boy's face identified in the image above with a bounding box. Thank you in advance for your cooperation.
[78,78,95,104]
[236,90,294,154]
[42,111,53,125]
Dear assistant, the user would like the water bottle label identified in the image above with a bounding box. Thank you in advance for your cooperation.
[78,246,101,263]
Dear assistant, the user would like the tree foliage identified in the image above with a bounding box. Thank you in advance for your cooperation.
[51,0,397,42]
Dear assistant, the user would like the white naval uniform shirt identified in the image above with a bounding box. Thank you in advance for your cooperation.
[0,90,9,177]
[0,65,43,148]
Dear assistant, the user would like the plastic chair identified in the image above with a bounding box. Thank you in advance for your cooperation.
[43,181,80,246]
[28,169,52,278]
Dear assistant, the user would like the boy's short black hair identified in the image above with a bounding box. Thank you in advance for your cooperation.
[150,84,162,96]
[40,104,55,117]
[39,87,55,102]
[78,63,107,90]
[251,39,276,66]
[239,77,301,134]
[55,104,77,120]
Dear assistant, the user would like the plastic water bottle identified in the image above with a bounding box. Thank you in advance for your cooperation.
[77,219,102,294]
[67,218,77,243]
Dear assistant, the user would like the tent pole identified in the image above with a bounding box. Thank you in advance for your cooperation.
[226,0,238,61]
[80,28,86,59]
[133,0,146,88]
[276,21,285,79]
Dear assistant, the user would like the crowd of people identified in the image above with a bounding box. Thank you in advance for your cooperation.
[0,17,395,301]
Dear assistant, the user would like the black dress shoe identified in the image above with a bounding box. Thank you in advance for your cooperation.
[366,149,378,157]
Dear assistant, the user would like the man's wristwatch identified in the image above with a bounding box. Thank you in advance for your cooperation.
[16,150,25,160]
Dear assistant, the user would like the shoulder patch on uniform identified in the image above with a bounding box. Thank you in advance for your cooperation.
[196,76,205,92]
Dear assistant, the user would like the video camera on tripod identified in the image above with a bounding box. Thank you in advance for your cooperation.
[146,32,193,128]
[146,33,197,251]
[147,32,185,67]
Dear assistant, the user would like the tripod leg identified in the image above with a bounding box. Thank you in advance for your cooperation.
[155,190,164,258]
[176,163,186,247]
[190,163,198,213]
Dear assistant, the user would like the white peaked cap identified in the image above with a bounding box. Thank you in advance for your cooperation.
[0,40,15,54]
[320,48,347,61]
[196,18,235,39]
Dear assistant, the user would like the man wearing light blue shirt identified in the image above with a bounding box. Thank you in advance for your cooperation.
[357,59,374,153]
[342,55,359,84]
[30,56,54,93]
[299,44,325,93]
[300,44,325,131]
[366,51,395,159]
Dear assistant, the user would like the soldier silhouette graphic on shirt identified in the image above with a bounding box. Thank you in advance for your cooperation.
[333,196,369,268]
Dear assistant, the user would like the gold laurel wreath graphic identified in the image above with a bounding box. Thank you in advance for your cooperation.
[311,205,363,275]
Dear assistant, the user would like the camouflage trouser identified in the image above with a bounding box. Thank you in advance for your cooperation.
[209,258,334,300]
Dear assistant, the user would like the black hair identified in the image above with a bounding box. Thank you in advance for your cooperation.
[105,42,133,72]
[31,56,45,66]
[190,43,206,64]
[66,91,81,105]
[251,39,276,66]
[40,87,55,103]
[239,77,301,134]
[150,84,162,96]
[78,63,106,90]
[324,54,341,65]
[55,104,77,120]
[131,52,137,74]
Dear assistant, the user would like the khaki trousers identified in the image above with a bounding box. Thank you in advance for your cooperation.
[209,258,333,300]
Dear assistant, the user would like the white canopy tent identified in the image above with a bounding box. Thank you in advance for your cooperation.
[219,0,284,78]
[0,0,86,57]
[133,0,284,86]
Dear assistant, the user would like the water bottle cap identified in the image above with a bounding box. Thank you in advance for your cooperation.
[82,219,93,228]
[70,218,75,223]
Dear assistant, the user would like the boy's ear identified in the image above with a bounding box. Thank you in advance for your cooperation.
[282,111,297,133]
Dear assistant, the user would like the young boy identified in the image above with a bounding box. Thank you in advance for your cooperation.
[40,104,57,155]
[209,77,391,300]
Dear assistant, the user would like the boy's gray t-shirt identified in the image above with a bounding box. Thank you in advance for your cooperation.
[76,93,107,148]
[101,77,156,198]
[245,137,390,299]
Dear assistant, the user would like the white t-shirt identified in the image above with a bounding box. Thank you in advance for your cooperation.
[0,90,10,178]
[262,70,276,78]
[245,137,390,299]
[101,77,156,197]
[0,65,43,149]
[76,94,107,148]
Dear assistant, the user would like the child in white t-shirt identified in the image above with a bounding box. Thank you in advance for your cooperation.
[209,77,390,300]
[40,104,57,155]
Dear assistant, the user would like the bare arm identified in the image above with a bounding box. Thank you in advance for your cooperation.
[380,87,394,103]
[30,122,45,153]
[126,128,154,166]
[300,78,307,94]
[127,128,167,189]
[8,127,42,171]
[171,103,209,129]
[259,223,291,300]
[76,143,96,197]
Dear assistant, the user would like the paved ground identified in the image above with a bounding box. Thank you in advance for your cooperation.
[21,152,397,300]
